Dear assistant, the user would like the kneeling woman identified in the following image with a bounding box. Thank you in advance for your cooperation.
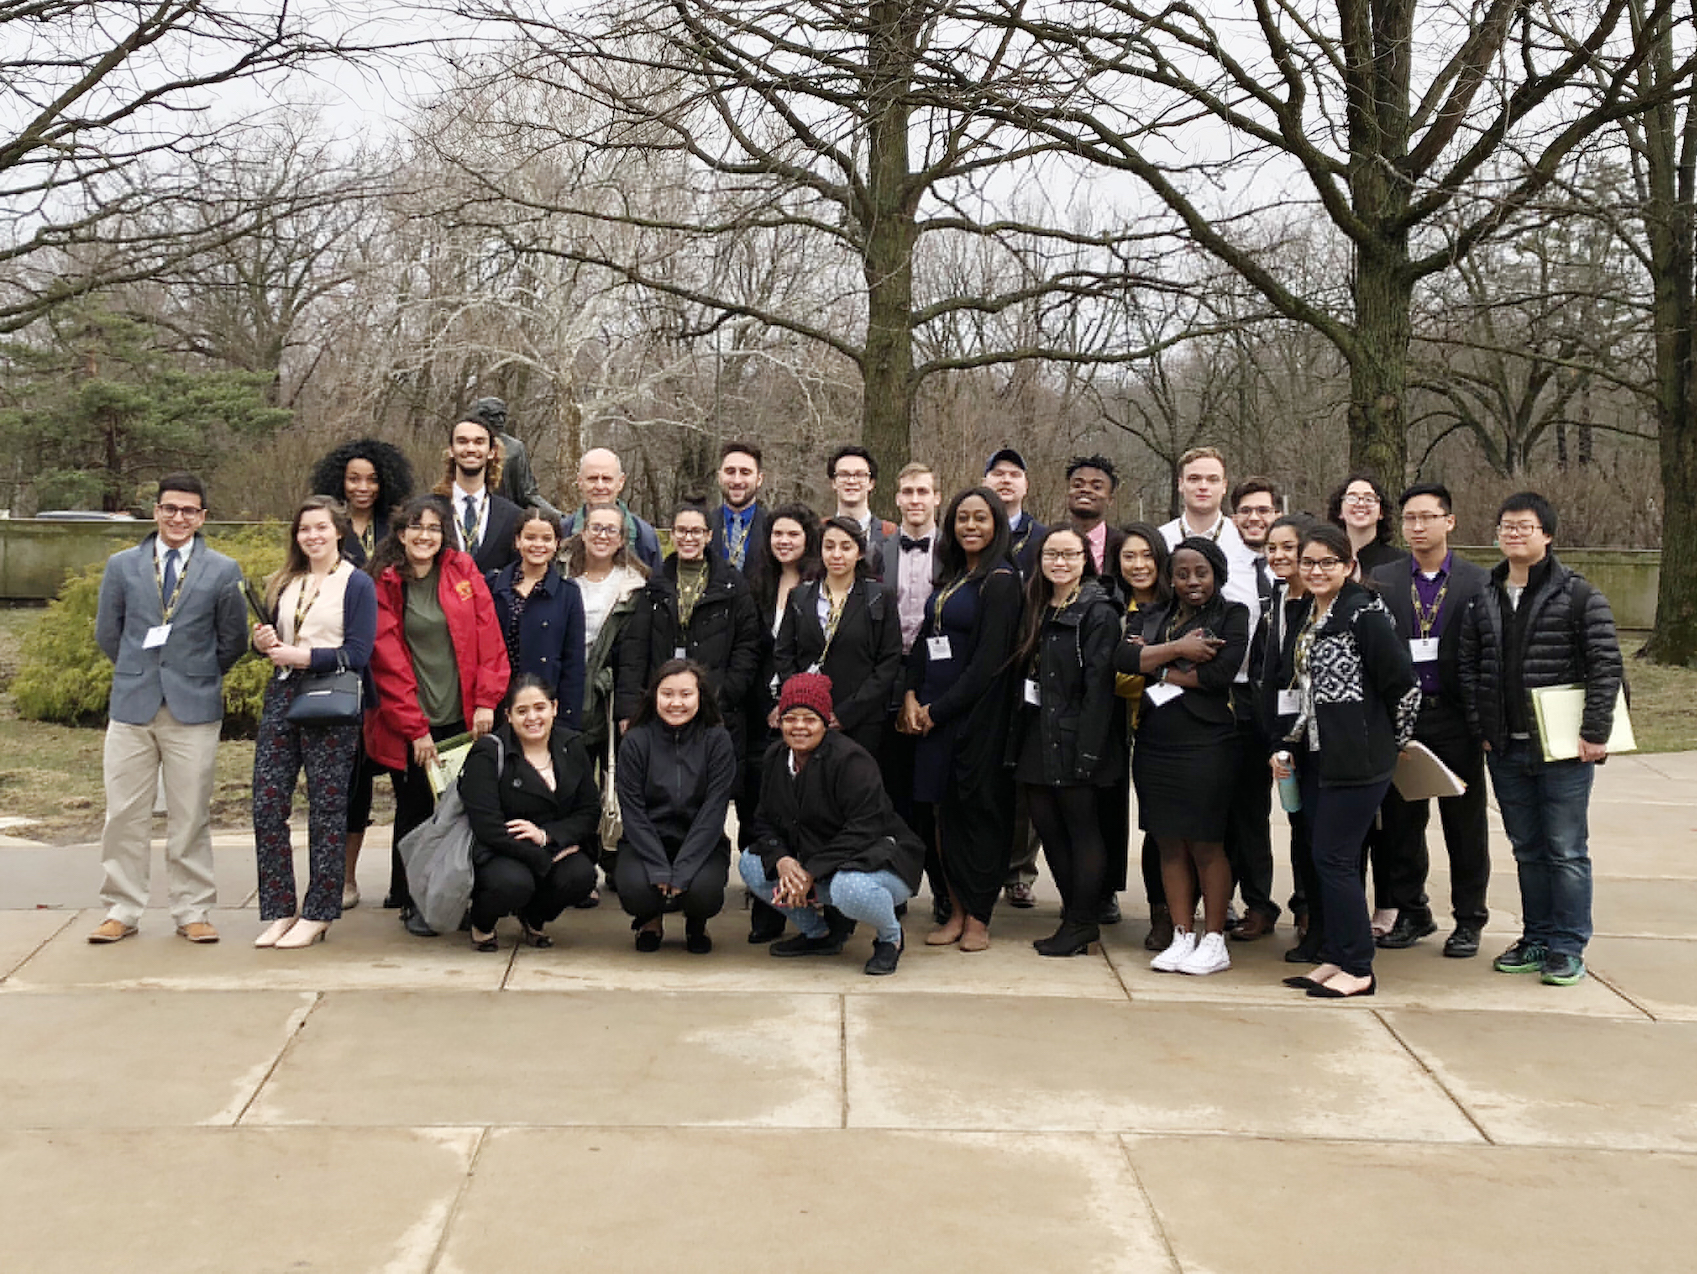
[740,673,925,976]
[616,659,738,953]
[458,675,601,951]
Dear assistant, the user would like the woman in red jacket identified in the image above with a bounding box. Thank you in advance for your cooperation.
[365,493,510,933]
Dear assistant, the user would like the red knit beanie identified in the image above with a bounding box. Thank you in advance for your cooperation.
[777,672,834,722]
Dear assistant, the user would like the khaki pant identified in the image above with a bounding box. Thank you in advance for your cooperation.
[100,707,221,926]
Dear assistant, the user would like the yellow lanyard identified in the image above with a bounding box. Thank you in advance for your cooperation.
[1410,576,1449,639]
[154,546,189,622]
[930,574,970,630]
[290,561,339,642]
[815,584,851,668]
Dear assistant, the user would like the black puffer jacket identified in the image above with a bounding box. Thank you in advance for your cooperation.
[1004,579,1125,785]
[458,724,600,873]
[616,553,761,722]
[1457,553,1623,752]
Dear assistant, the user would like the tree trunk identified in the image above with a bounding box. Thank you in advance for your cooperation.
[859,0,919,517]
[1346,243,1413,487]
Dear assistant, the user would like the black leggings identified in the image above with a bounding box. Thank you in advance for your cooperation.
[469,852,597,932]
[1025,784,1107,922]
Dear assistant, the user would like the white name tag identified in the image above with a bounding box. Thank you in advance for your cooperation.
[143,624,173,649]
[673,646,687,660]
[1145,681,1182,708]
[926,635,952,660]
[1409,638,1440,662]
[1277,688,1301,715]
[1023,678,1041,706]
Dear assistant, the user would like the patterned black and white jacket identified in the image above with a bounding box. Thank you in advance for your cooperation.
[1260,580,1420,787]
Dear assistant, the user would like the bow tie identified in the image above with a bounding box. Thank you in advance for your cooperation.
[900,535,930,553]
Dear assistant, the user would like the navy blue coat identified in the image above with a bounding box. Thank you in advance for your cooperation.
[487,564,586,729]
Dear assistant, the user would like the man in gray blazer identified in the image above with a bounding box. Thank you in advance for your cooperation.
[88,474,248,944]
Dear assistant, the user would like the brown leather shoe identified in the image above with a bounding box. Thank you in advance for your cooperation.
[1143,904,1174,952]
[176,921,220,944]
[1229,910,1275,942]
[88,919,138,944]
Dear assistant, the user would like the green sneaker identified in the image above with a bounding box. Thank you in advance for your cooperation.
[1540,952,1587,986]
[1492,939,1548,974]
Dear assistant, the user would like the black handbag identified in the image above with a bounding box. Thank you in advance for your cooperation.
[285,653,363,725]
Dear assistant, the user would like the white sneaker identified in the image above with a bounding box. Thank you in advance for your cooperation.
[1150,929,1196,972]
[1177,931,1231,976]
[342,883,360,911]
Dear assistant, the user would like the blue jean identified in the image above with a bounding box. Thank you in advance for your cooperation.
[1486,739,1594,956]
[736,851,911,945]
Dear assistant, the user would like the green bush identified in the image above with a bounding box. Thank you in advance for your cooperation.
[13,524,289,733]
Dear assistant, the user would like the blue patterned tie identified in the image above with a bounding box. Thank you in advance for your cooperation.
[162,549,179,605]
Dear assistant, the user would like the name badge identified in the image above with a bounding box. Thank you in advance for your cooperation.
[673,646,687,660]
[1409,638,1440,662]
[143,624,173,650]
[806,662,823,675]
[1144,681,1182,708]
[926,635,952,660]
[1023,679,1041,706]
[1277,688,1301,715]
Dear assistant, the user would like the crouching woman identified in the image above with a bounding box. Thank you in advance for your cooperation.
[739,673,925,976]
[457,674,601,952]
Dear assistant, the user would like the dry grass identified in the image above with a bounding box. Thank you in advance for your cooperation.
[1623,638,1697,754]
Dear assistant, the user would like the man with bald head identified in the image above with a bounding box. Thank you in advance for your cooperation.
[561,447,662,571]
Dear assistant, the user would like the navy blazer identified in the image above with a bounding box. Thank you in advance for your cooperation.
[710,502,767,577]
[487,564,587,729]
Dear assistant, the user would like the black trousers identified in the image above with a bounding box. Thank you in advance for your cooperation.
[1026,784,1107,921]
[1376,700,1490,924]
[1302,764,1390,978]
[470,852,596,931]
[1098,773,1130,898]
[390,719,466,908]
[881,722,942,899]
[615,843,729,925]
[1224,709,1279,921]
[938,765,1013,924]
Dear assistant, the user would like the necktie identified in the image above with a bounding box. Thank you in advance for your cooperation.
[162,549,179,605]
[461,495,480,551]
[1255,556,1273,607]
[900,535,930,553]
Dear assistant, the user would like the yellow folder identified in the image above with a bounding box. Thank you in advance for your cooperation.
[1531,685,1635,762]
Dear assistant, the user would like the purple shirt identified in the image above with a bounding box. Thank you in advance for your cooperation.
[1409,551,1452,696]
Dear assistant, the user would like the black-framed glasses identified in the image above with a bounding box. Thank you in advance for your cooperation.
[156,503,205,519]
[1298,556,1345,572]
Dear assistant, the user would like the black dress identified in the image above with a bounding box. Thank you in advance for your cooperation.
[906,566,1022,922]
[1124,596,1250,841]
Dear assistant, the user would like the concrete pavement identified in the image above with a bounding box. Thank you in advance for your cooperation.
[1,751,1694,1271]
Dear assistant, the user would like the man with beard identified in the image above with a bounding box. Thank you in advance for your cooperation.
[710,441,767,574]
[435,415,522,574]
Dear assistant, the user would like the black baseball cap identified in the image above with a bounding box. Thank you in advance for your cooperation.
[985,447,1028,473]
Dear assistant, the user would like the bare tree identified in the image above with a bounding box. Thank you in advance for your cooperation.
[0,0,404,333]
[964,0,1694,489]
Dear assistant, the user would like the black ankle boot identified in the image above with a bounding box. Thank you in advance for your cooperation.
[1033,918,1100,957]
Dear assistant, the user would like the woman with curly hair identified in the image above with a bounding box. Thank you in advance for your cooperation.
[308,439,416,569]
[1326,472,1401,577]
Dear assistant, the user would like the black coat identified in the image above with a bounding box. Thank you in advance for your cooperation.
[1117,593,1250,727]
[1008,513,1048,577]
[1261,581,1419,787]
[1005,579,1125,785]
[709,502,767,576]
[752,730,925,892]
[1083,523,1127,577]
[615,716,737,888]
[453,491,524,575]
[487,564,587,729]
[773,578,902,742]
[615,553,762,723]
[1367,552,1490,701]
[458,724,600,874]
[1457,553,1623,752]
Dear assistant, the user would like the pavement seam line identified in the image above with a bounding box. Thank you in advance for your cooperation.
[0,909,79,985]
[425,1125,490,1274]
[1100,935,1137,1003]
[231,990,323,1126]
[1115,1134,1185,1274]
[838,993,849,1130]
[1583,967,1660,1021]
[1371,1008,1495,1145]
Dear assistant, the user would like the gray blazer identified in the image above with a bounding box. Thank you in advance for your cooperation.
[95,533,248,726]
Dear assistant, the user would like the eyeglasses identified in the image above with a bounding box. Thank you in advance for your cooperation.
[1497,521,1543,538]
[1298,557,1345,573]
[156,503,205,519]
[584,525,622,539]
[1235,505,1277,518]
[834,469,871,482]
[1343,493,1380,506]
[672,527,709,539]
[1402,512,1449,527]
[1040,549,1085,562]
[405,522,444,537]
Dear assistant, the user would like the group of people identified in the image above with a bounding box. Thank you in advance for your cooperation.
[86,407,1625,991]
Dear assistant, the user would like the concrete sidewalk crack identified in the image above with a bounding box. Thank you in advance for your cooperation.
[424,1125,490,1274]
[1372,1008,1495,1145]
[229,990,322,1126]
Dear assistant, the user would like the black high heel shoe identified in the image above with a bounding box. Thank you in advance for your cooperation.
[520,922,553,950]
[1307,975,1376,999]
[1033,920,1100,958]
